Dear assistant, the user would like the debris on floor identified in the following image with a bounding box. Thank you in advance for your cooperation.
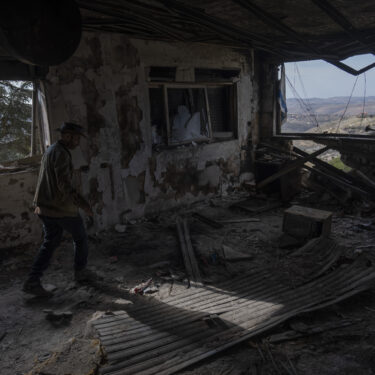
[2,190,375,375]
[27,338,102,375]
[130,278,153,295]
[44,309,73,325]
[94,245,375,375]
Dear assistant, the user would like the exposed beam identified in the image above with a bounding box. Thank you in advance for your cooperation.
[232,0,341,60]
[79,2,189,42]
[257,146,330,190]
[311,0,375,54]
[233,0,375,74]
[80,0,289,54]
[159,0,286,56]
[233,0,320,55]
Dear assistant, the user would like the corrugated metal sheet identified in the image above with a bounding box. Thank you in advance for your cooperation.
[94,239,375,375]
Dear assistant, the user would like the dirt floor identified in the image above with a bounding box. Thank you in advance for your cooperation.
[2,190,375,375]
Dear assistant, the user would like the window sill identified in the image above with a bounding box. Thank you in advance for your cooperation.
[273,133,375,142]
[152,137,237,153]
[0,154,42,175]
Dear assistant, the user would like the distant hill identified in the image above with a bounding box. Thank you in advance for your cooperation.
[287,96,375,116]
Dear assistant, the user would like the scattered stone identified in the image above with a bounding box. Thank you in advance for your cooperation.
[114,298,133,305]
[44,283,58,292]
[115,224,127,233]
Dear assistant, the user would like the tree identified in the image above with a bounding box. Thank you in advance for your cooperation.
[0,80,33,163]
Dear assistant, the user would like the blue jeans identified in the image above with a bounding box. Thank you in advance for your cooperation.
[28,215,88,280]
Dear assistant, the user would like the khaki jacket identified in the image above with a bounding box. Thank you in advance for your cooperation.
[33,141,78,217]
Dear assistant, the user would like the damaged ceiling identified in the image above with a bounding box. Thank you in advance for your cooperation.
[0,0,374,73]
[77,0,375,64]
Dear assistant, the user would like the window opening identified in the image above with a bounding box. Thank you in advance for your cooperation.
[279,55,375,137]
[150,87,165,145]
[167,87,210,144]
[0,80,34,163]
[150,82,237,148]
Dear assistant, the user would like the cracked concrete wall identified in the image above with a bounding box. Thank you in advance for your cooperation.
[0,32,260,248]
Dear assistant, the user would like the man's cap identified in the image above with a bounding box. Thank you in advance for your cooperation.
[56,122,86,138]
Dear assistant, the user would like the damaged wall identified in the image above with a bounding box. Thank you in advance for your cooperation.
[0,32,260,247]
[0,170,42,248]
[45,33,258,231]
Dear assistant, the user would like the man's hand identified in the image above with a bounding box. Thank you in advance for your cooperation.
[73,192,94,217]
[84,206,94,217]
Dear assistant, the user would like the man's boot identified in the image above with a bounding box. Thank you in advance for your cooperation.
[22,278,53,298]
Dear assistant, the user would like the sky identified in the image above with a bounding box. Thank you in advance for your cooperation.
[285,54,375,99]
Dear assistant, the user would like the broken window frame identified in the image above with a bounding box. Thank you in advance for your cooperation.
[0,79,51,170]
[149,81,237,147]
[164,84,213,146]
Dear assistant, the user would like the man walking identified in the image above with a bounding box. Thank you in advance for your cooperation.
[23,122,95,297]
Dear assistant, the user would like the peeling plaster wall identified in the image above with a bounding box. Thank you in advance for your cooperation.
[0,170,42,248]
[0,32,259,249]
[44,33,257,231]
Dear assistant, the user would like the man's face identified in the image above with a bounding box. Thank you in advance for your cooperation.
[62,132,81,149]
[71,134,81,149]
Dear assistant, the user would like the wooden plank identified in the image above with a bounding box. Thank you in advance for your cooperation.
[183,218,203,285]
[256,146,330,190]
[304,164,371,198]
[232,200,282,214]
[192,212,223,228]
[217,218,260,224]
[176,218,194,283]
[267,319,357,343]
